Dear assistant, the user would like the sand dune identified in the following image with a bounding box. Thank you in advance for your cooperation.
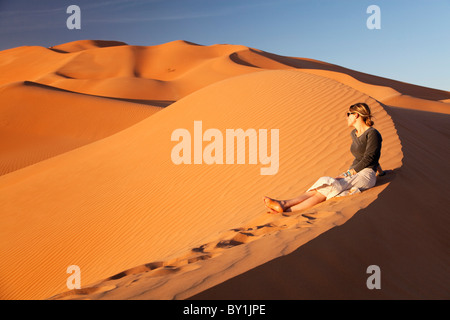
[46,69,402,300]
[0,81,160,175]
[0,40,448,300]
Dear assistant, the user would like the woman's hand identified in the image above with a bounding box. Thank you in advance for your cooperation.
[376,165,385,176]
[335,168,357,179]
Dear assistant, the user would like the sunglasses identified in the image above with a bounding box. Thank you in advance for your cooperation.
[346,112,355,117]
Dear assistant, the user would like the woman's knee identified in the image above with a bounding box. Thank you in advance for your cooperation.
[314,191,327,202]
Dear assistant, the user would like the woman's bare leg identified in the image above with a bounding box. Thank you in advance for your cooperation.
[289,191,326,212]
[263,191,318,213]
[283,191,318,207]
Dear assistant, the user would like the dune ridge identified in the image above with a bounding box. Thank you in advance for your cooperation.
[0,40,448,300]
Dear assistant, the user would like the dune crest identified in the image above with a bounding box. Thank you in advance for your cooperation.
[50,40,128,53]
[2,39,449,107]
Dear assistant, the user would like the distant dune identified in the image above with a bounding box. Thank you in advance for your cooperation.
[0,40,448,300]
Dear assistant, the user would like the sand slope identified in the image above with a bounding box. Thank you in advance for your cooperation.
[0,40,448,300]
[46,69,402,300]
[191,105,450,300]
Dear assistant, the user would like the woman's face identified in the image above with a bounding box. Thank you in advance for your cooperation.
[347,111,357,127]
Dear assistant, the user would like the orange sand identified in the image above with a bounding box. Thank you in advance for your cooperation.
[0,40,448,300]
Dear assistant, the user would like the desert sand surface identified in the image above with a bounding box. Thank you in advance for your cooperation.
[0,40,448,300]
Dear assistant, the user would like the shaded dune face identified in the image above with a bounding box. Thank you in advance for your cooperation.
[0,40,447,300]
[0,81,161,176]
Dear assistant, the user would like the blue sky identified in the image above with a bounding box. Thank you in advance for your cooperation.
[0,0,449,91]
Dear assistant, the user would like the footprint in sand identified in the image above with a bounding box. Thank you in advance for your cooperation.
[49,284,117,300]
[51,207,339,299]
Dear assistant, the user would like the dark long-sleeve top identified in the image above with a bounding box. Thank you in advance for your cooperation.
[349,127,382,173]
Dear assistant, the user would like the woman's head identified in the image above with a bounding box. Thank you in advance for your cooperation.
[347,102,374,127]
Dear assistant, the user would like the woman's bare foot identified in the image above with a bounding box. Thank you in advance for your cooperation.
[266,207,278,214]
[263,196,285,213]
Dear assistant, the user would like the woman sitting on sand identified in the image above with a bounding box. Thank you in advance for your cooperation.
[264,102,385,213]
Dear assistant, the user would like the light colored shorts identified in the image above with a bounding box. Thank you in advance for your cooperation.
[307,167,377,200]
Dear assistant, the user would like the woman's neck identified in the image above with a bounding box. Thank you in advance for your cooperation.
[354,122,370,136]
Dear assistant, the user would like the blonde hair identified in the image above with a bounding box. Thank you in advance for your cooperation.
[349,103,374,126]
